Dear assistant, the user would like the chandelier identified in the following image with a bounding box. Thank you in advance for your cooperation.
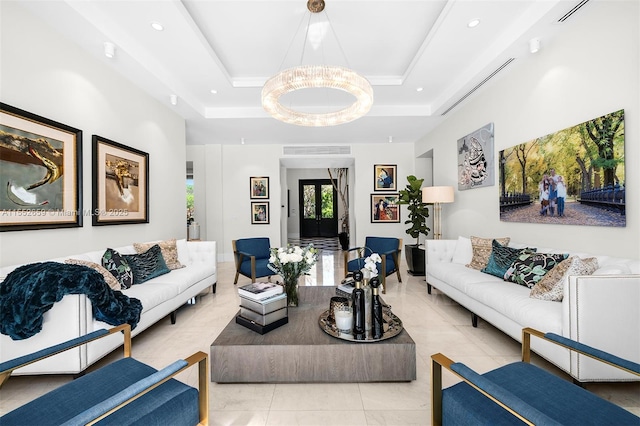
[261,0,373,127]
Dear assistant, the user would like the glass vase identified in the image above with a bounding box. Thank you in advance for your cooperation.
[284,275,300,307]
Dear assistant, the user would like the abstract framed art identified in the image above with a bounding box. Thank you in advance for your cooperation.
[371,193,400,223]
[374,164,397,191]
[457,122,494,191]
[251,201,269,224]
[250,176,269,199]
[92,135,149,226]
[0,102,82,231]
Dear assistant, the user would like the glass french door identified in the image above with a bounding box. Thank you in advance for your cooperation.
[299,179,338,238]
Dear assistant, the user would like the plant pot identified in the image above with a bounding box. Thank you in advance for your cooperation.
[405,244,425,276]
[338,232,350,250]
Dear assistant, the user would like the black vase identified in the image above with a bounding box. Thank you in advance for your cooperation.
[338,232,350,250]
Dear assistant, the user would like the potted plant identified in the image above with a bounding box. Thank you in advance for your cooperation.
[397,175,430,275]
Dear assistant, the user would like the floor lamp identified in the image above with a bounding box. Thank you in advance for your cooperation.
[422,186,455,240]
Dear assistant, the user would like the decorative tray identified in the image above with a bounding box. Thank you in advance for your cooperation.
[318,306,404,342]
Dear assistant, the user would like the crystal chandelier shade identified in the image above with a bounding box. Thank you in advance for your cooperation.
[261,0,373,127]
[262,65,373,127]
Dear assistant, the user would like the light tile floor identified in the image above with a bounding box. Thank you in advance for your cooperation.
[1,249,638,425]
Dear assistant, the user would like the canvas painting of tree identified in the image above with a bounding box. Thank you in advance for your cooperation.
[499,109,625,227]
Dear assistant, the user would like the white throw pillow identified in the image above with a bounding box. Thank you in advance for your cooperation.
[176,239,191,266]
[451,236,473,265]
[593,264,631,275]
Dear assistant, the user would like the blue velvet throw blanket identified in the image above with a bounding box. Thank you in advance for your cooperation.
[0,262,143,340]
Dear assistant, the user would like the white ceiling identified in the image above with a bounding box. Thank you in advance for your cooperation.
[17,0,590,146]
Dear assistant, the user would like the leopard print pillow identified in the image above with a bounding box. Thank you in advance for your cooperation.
[467,236,510,270]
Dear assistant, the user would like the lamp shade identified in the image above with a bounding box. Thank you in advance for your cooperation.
[422,186,454,204]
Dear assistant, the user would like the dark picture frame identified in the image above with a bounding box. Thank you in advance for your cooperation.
[371,193,400,223]
[250,176,269,199]
[374,164,397,191]
[0,102,83,231]
[92,135,149,226]
[251,201,269,224]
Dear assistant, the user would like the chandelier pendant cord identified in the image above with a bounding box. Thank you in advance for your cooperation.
[261,0,373,127]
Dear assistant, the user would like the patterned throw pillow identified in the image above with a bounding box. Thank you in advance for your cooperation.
[467,236,510,270]
[65,258,121,290]
[530,256,599,301]
[482,239,537,278]
[123,244,170,284]
[504,252,569,288]
[102,248,134,289]
[133,239,184,270]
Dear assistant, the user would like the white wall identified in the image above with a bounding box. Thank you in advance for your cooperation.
[0,3,187,267]
[350,143,416,248]
[187,142,417,261]
[415,0,639,259]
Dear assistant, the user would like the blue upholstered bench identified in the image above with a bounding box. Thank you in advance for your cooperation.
[431,327,640,425]
[0,324,208,425]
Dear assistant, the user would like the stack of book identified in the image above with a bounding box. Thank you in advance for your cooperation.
[236,282,288,334]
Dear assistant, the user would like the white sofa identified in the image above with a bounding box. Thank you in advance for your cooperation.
[0,239,216,375]
[426,237,640,382]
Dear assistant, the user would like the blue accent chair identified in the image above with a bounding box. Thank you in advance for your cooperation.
[0,324,209,425]
[344,236,402,293]
[233,237,273,284]
[431,327,640,425]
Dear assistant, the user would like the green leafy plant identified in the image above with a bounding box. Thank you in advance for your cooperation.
[397,175,430,245]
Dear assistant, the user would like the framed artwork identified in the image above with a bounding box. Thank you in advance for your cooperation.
[0,102,82,231]
[374,164,397,191]
[92,135,149,226]
[499,109,625,227]
[457,122,494,190]
[371,194,400,223]
[251,201,269,224]
[250,176,269,199]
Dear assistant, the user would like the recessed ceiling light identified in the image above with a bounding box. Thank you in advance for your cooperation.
[467,19,480,28]
[151,22,164,31]
[416,87,424,92]
[210,89,218,94]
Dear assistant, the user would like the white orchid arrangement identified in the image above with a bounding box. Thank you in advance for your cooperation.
[267,244,318,282]
[362,253,382,275]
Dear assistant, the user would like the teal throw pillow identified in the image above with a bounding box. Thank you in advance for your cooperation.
[123,244,170,284]
[504,252,569,288]
[482,239,537,278]
[102,248,134,289]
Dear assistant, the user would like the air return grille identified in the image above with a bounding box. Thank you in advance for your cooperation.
[283,146,351,156]
[558,0,590,22]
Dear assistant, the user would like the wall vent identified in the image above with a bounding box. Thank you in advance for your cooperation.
[441,58,516,116]
[558,0,590,22]
[283,145,351,156]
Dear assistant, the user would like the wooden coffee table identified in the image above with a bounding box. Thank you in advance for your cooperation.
[210,286,416,383]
